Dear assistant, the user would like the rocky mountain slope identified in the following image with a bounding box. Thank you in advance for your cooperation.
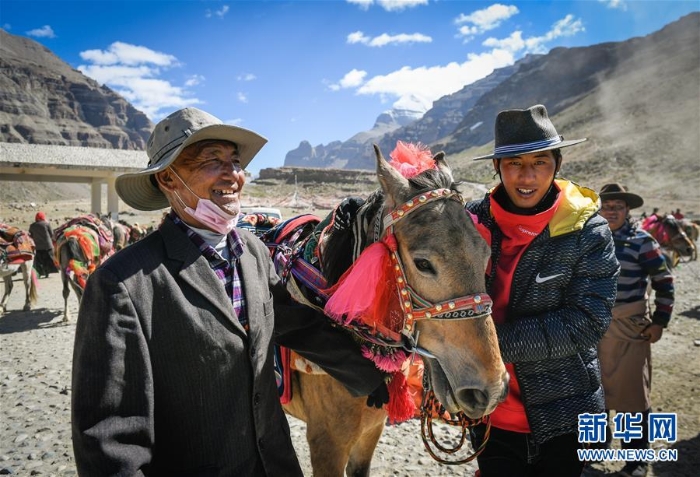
[346,54,542,170]
[281,13,699,210]
[0,29,153,149]
[441,12,700,205]
[284,97,427,169]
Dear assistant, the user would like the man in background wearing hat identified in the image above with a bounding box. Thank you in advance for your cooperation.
[71,107,387,476]
[466,104,619,476]
[596,183,674,477]
[28,211,56,278]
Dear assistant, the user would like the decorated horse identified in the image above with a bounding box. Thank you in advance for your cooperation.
[103,217,130,251]
[127,222,148,244]
[679,218,699,260]
[0,224,38,314]
[641,214,696,267]
[264,142,508,476]
[54,214,114,322]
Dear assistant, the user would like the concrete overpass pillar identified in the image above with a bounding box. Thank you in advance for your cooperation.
[107,175,119,220]
[91,179,102,216]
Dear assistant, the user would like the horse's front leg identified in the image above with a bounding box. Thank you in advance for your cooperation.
[1,276,12,313]
[346,414,386,477]
[22,266,33,311]
[62,273,72,322]
[299,373,367,477]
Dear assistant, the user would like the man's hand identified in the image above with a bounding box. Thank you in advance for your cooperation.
[366,382,389,409]
[641,323,664,343]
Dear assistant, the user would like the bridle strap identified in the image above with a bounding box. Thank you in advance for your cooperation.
[376,187,494,360]
[383,188,463,230]
[388,243,493,332]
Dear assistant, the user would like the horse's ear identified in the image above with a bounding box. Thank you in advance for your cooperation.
[433,151,454,182]
[374,144,410,207]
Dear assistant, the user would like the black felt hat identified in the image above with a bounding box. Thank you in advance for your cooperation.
[473,104,587,160]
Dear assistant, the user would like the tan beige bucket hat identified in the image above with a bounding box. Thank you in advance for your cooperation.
[116,107,267,211]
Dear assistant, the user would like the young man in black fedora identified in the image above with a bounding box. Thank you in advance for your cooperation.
[466,104,620,476]
[597,183,674,477]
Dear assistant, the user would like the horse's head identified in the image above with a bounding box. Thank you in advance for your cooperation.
[374,145,507,418]
[662,217,695,258]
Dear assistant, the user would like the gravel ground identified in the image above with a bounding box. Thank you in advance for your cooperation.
[1,259,698,476]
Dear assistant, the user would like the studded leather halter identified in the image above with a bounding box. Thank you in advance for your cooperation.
[383,187,495,464]
[381,188,493,348]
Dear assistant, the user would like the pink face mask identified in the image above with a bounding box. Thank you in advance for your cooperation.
[169,167,239,235]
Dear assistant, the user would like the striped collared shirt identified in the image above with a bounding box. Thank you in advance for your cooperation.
[612,221,674,327]
[170,212,248,330]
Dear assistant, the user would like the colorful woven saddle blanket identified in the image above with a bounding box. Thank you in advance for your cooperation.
[0,224,35,263]
[54,224,112,289]
[236,213,282,237]
[264,201,382,404]
[262,214,325,404]
[54,214,114,257]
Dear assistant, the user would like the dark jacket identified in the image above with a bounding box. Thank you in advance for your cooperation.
[467,180,619,444]
[72,217,383,476]
[29,220,54,251]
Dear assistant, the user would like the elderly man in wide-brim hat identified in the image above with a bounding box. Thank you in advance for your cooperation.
[71,107,386,476]
[596,183,674,477]
[466,104,619,477]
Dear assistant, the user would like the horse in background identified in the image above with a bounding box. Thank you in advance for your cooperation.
[267,143,507,476]
[641,214,696,267]
[54,214,114,322]
[0,224,38,314]
[101,216,130,251]
[679,219,699,260]
[127,222,148,244]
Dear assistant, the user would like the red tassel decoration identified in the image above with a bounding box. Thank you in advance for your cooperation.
[386,371,416,424]
[323,236,396,328]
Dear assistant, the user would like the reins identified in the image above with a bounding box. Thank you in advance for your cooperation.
[420,386,491,465]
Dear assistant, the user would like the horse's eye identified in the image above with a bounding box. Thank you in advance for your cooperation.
[414,259,435,274]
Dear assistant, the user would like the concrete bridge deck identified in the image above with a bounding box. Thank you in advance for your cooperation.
[0,142,148,219]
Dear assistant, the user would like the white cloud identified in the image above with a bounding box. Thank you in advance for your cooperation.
[598,0,627,10]
[355,50,514,107]
[237,92,248,103]
[78,42,200,119]
[26,25,56,38]
[455,4,519,42]
[347,0,373,10]
[205,5,230,18]
[346,0,428,12]
[80,42,178,66]
[184,74,205,87]
[483,14,585,54]
[328,69,368,91]
[347,30,432,47]
[482,31,525,53]
[237,73,257,81]
[483,14,584,54]
[334,13,584,111]
[225,118,243,126]
[377,0,428,11]
[3,23,12,30]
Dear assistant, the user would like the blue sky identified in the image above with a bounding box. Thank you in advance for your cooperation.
[2,0,698,174]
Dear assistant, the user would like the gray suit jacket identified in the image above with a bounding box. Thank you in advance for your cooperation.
[72,217,383,476]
